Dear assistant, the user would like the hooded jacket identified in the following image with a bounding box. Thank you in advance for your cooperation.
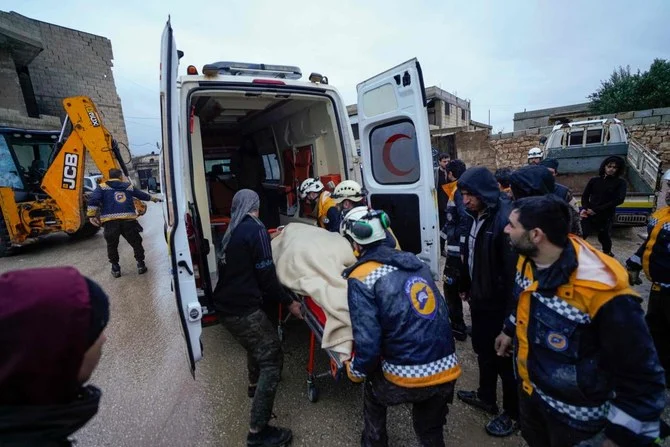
[510,165,582,236]
[87,179,152,223]
[458,167,517,311]
[343,244,461,387]
[581,156,627,218]
[509,236,665,446]
[440,160,470,258]
[0,268,108,446]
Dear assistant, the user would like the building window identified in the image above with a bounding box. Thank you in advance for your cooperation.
[444,102,450,115]
[461,109,466,120]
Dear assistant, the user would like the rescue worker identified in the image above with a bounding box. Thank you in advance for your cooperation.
[494,167,513,198]
[298,178,339,232]
[497,195,665,447]
[435,153,451,254]
[626,168,670,388]
[341,207,461,447]
[539,158,582,235]
[0,267,109,446]
[509,165,581,236]
[440,159,470,341]
[527,147,543,165]
[331,179,367,213]
[212,189,302,447]
[456,166,519,437]
[87,168,161,278]
[580,155,627,256]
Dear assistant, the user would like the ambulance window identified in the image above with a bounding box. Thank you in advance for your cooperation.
[369,120,420,185]
[586,129,603,144]
[361,83,398,117]
[262,154,280,181]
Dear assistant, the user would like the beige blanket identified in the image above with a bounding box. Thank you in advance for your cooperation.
[271,223,357,359]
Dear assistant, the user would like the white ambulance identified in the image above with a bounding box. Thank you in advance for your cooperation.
[159,19,439,373]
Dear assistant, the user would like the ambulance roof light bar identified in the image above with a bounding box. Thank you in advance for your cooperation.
[202,61,302,80]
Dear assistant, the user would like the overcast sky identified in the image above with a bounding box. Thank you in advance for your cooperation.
[5,0,670,155]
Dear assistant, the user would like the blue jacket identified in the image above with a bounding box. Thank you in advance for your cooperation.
[627,207,670,287]
[439,181,470,258]
[87,179,151,223]
[343,244,461,387]
[506,236,665,446]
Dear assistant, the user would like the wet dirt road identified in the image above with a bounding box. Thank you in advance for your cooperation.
[0,205,666,446]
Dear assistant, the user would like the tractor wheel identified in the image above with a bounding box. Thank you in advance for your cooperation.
[0,214,12,258]
[68,221,100,239]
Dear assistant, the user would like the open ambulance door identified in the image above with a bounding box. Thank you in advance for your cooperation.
[356,59,439,278]
[160,18,203,376]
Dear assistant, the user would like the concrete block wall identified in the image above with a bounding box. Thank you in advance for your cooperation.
[24,17,130,174]
[0,47,26,115]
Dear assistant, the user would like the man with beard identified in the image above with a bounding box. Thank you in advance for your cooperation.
[497,195,665,447]
[580,156,627,256]
[455,166,519,437]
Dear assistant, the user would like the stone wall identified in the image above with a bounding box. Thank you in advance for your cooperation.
[453,129,495,168]
[0,11,130,175]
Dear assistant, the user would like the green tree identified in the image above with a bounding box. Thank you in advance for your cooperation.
[589,59,670,113]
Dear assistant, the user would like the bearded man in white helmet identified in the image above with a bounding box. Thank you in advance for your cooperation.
[298,178,339,232]
[527,147,543,165]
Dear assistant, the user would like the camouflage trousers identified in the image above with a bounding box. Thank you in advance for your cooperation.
[220,308,284,430]
[362,370,455,447]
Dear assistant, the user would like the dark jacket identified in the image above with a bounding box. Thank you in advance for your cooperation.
[435,167,449,214]
[87,179,151,223]
[627,207,670,286]
[458,167,517,311]
[439,182,470,258]
[582,156,627,219]
[343,244,461,387]
[213,215,293,316]
[0,386,100,446]
[510,165,582,235]
[509,236,665,446]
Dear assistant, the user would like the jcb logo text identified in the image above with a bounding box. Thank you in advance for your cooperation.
[62,153,79,189]
[86,107,100,127]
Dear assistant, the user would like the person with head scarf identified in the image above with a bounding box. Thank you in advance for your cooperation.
[0,267,109,446]
[212,189,302,447]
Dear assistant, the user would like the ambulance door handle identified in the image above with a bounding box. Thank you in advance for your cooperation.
[178,260,194,276]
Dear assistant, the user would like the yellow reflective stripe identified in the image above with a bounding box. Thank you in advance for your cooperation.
[383,365,461,388]
[345,362,365,383]
[643,210,670,279]
[349,261,383,281]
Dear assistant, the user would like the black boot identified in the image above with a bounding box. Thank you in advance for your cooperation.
[137,260,147,274]
[247,425,293,447]
[111,263,121,278]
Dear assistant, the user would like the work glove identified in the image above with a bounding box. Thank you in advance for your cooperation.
[627,269,643,286]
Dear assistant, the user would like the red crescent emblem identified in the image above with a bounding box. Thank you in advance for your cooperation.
[382,133,414,176]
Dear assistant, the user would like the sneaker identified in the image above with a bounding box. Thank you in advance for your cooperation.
[247,425,293,447]
[605,252,615,258]
[457,390,499,415]
[485,412,519,437]
[111,264,121,278]
[137,261,148,274]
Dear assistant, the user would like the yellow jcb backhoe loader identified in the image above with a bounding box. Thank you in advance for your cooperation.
[0,96,145,256]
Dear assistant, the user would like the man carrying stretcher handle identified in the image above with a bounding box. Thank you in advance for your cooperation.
[213,189,302,447]
[341,207,461,447]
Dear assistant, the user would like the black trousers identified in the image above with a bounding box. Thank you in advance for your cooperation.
[102,219,144,264]
[470,308,519,418]
[581,215,614,253]
[443,256,465,330]
[221,309,283,430]
[646,285,670,387]
[362,370,455,447]
[519,390,602,447]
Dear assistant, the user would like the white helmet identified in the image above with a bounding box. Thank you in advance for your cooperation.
[663,168,670,182]
[332,180,365,204]
[299,178,324,199]
[527,147,543,160]
[340,207,389,245]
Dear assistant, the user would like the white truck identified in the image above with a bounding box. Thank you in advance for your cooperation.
[542,118,663,226]
[159,19,440,373]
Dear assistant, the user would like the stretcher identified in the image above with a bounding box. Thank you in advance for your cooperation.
[277,294,347,403]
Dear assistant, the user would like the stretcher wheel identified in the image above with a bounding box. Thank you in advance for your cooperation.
[307,383,319,403]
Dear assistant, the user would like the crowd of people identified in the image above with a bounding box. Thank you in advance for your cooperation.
[2,150,669,447]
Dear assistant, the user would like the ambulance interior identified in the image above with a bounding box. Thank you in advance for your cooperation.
[188,90,348,277]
